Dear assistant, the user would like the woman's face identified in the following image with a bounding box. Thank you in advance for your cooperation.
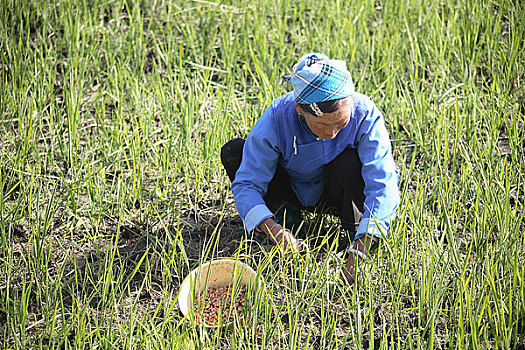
[295,99,352,140]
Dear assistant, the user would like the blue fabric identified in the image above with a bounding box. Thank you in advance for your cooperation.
[231,92,400,241]
[290,53,355,104]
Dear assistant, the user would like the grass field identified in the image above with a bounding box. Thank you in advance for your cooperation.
[1,0,524,348]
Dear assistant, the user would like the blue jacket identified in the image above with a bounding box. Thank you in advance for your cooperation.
[231,92,400,241]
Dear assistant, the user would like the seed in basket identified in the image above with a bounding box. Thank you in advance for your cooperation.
[196,285,248,326]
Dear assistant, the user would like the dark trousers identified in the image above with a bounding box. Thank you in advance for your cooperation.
[220,138,365,237]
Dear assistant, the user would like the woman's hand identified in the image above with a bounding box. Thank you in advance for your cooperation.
[279,228,300,251]
[342,249,362,285]
[258,218,300,252]
[341,235,376,285]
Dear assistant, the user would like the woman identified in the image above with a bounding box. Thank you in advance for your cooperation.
[221,53,400,284]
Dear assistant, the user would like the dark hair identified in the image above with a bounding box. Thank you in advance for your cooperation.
[299,96,349,116]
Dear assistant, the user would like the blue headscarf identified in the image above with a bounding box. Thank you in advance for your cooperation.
[290,53,354,112]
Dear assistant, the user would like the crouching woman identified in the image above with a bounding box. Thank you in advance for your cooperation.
[221,53,400,284]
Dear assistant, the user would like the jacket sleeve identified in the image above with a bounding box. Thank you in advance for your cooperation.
[231,106,280,232]
[355,100,400,241]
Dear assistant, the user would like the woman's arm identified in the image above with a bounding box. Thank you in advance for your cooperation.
[230,106,280,232]
[354,99,400,241]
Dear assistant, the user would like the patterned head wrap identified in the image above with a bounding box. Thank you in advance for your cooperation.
[289,53,354,117]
